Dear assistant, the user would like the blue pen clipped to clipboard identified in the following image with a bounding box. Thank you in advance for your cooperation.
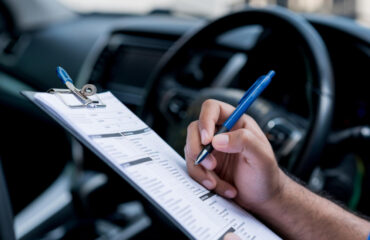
[47,66,106,108]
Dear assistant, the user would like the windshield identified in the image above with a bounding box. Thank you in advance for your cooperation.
[58,0,370,26]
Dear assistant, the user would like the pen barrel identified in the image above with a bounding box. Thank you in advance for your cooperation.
[223,71,273,130]
[223,101,252,130]
[197,71,274,165]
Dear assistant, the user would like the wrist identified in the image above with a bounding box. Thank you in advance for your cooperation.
[251,169,292,214]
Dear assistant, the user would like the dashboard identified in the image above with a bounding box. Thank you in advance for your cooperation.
[0,12,369,152]
[1,13,367,129]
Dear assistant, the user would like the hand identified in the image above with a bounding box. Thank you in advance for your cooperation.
[185,99,286,210]
[185,100,370,240]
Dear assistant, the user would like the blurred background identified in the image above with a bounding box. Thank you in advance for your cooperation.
[1,0,370,239]
[59,0,370,26]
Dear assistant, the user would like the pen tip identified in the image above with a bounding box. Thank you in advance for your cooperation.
[194,149,208,166]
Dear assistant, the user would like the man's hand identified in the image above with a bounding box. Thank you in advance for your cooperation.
[184,99,285,210]
[185,99,370,240]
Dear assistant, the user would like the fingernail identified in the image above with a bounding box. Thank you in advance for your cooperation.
[224,189,236,198]
[184,145,188,155]
[214,134,229,145]
[202,180,214,189]
[201,156,213,170]
[201,129,208,144]
[224,233,242,240]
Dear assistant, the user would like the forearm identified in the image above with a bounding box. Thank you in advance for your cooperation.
[252,171,370,240]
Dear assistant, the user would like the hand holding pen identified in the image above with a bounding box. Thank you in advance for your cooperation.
[195,71,275,165]
[184,71,283,211]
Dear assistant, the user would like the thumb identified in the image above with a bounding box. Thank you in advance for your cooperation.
[212,129,260,154]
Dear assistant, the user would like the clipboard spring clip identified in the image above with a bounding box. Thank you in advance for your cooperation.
[47,66,106,108]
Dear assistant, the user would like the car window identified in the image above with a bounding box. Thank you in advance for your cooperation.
[58,0,370,26]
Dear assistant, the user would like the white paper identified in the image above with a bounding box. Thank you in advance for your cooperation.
[34,91,280,240]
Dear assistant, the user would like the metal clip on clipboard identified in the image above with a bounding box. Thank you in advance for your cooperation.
[47,66,106,108]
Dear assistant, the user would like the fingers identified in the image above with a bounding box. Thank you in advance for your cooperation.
[198,99,246,145]
[185,146,217,190]
[185,121,217,170]
[185,121,237,199]
[185,121,217,190]
[212,128,263,154]
[198,99,267,145]
[241,114,268,141]
[210,171,237,198]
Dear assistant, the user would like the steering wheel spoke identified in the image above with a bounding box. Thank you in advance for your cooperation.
[211,53,248,88]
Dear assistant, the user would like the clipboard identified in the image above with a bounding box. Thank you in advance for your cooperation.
[21,90,280,240]
[21,90,194,239]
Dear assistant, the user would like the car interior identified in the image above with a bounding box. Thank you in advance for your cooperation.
[0,0,369,239]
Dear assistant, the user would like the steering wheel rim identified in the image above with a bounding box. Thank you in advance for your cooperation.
[141,6,334,181]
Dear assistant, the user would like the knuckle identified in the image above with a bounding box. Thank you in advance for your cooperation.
[185,149,197,162]
[244,114,257,126]
[251,118,259,126]
[239,129,253,143]
[201,99,216,109]
[187,121,198,133]
[188,152,197,162]
[244,114,254,123]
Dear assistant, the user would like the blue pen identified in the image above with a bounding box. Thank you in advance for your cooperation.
[194,70,275,165]
[56,66,94,105]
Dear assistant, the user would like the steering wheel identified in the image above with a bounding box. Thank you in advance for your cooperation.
[141,7,334,181]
